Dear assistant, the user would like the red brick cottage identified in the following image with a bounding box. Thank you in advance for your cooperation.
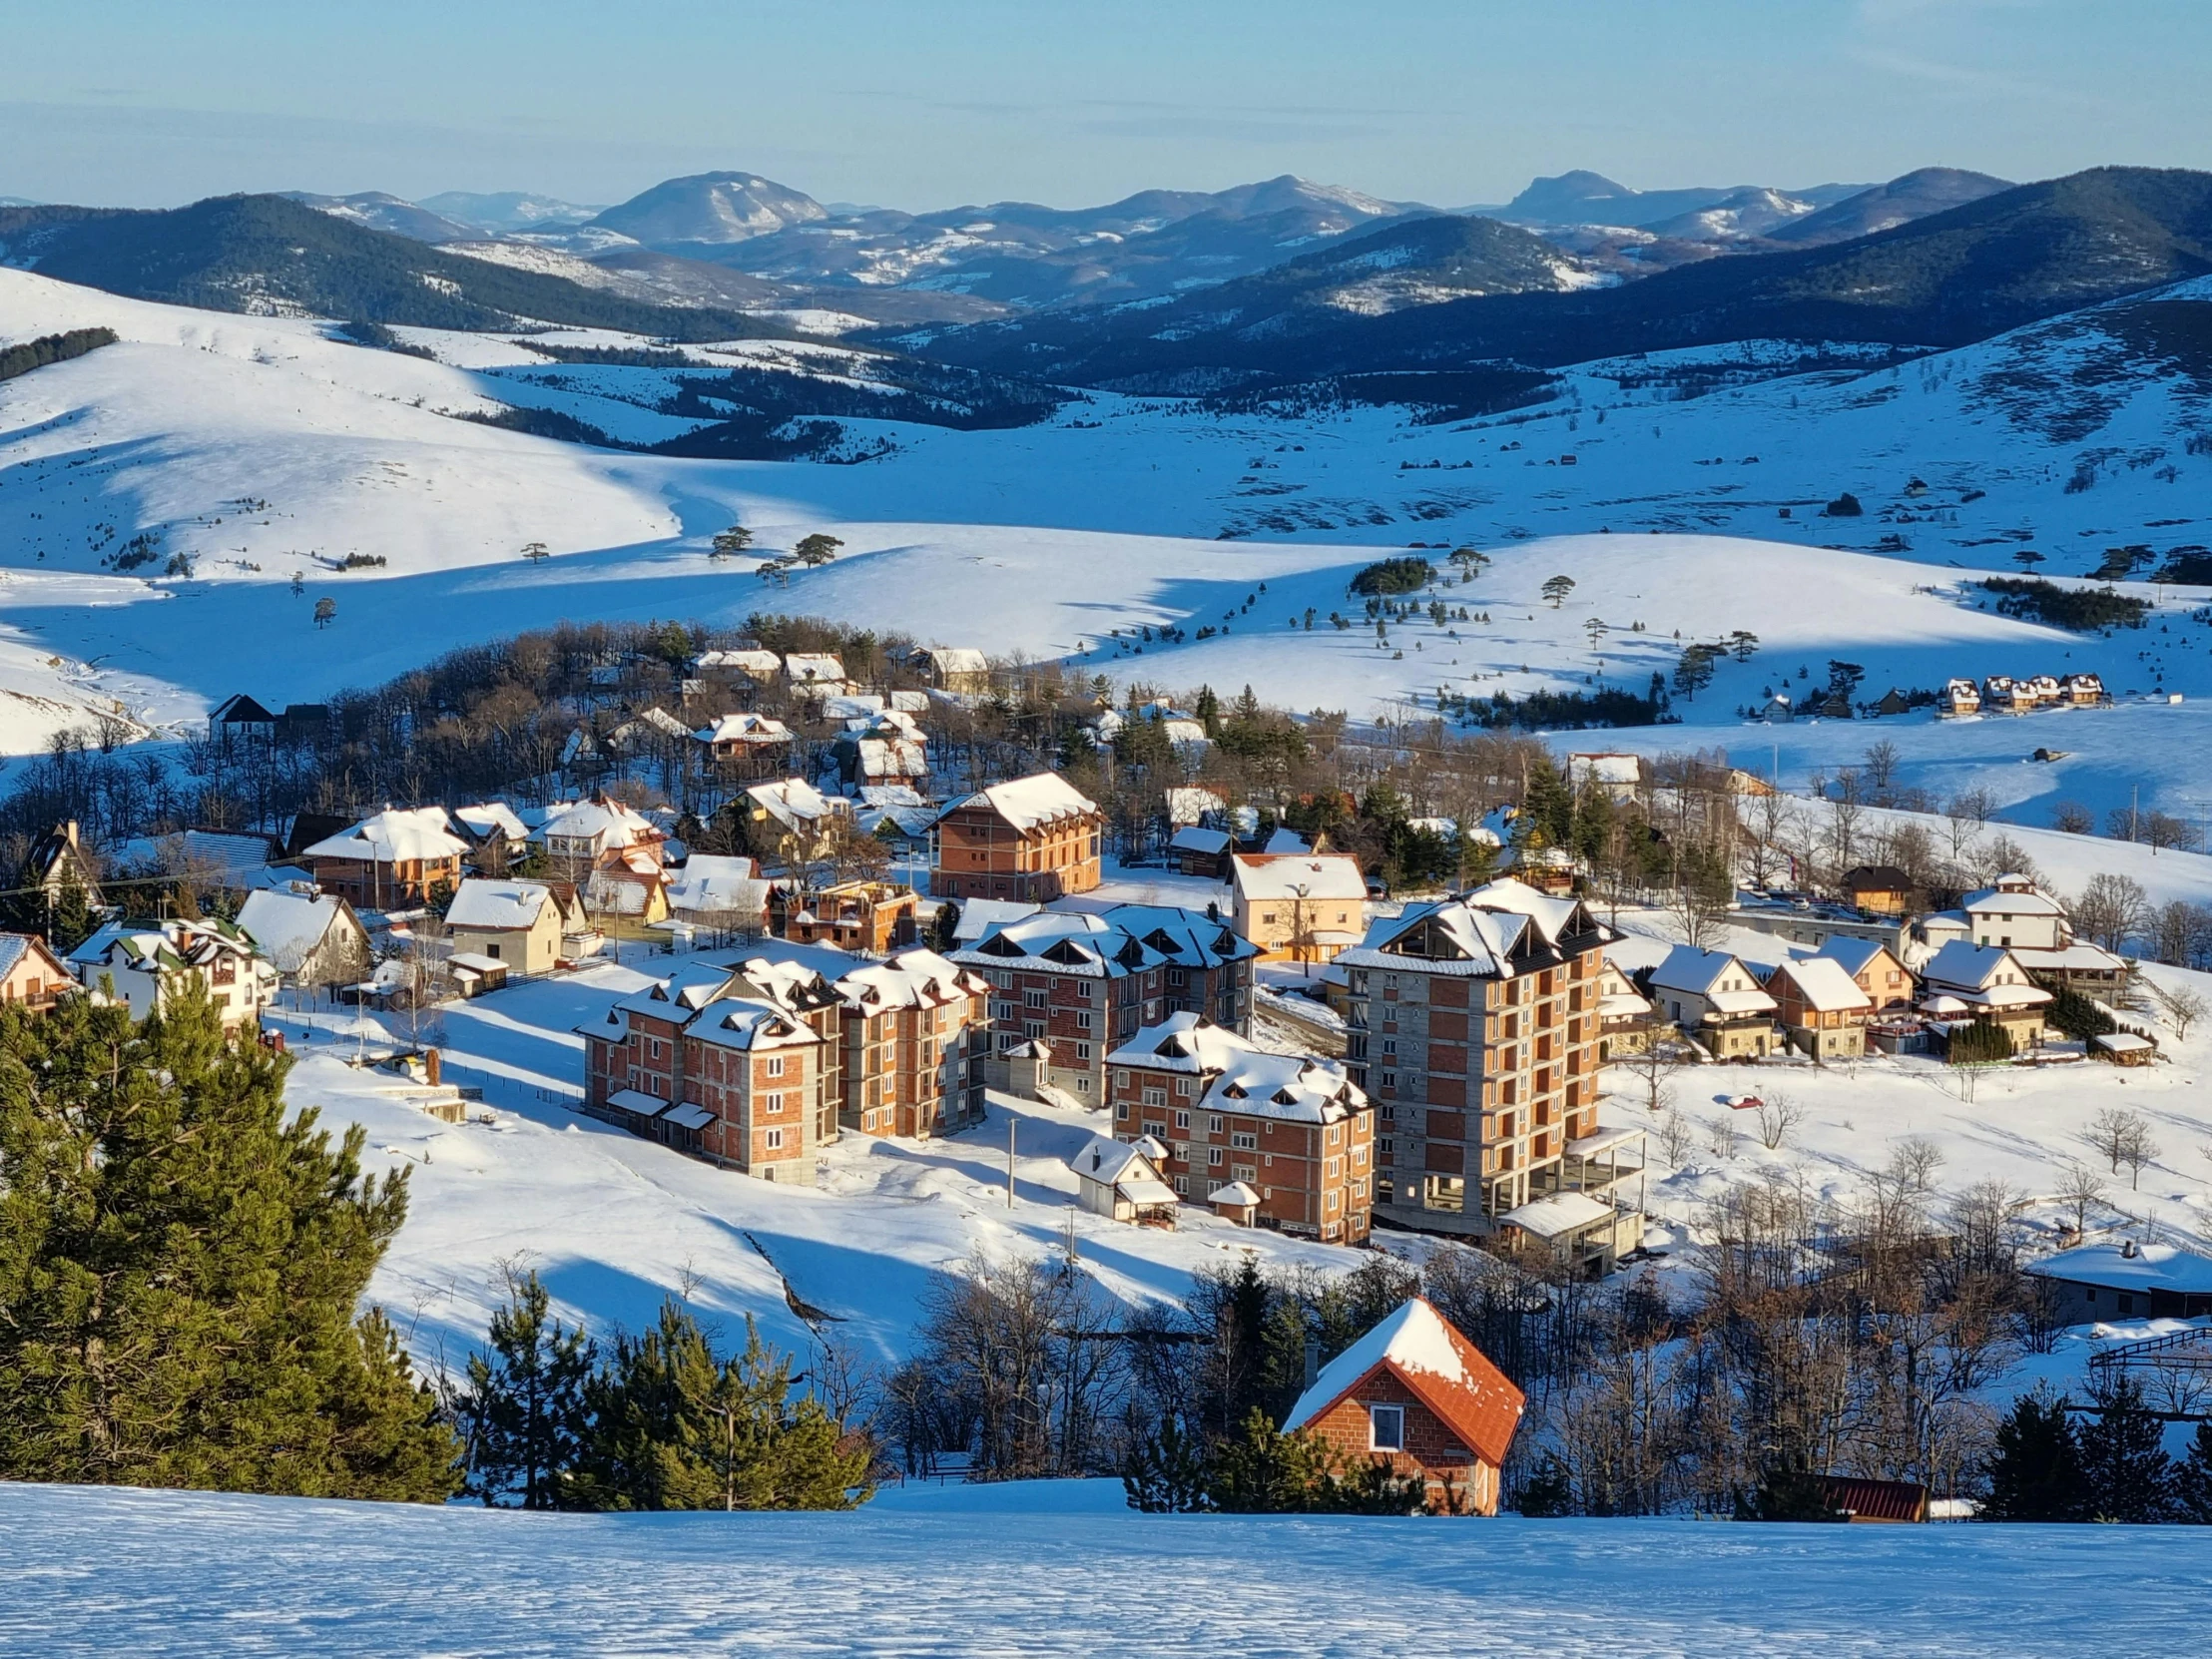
[1282,1296,1524,1514]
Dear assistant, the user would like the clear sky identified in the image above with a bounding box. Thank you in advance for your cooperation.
[3,0,2208,212]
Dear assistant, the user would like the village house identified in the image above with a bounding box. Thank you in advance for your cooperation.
[300,807,470,910]
[1762,955,1874,1060]
[1951,873,2131,995]
[1281,1297,1524,1516]
[1567,752,1643,804]
[208,693,279,750]
[1106,1011,1373,1242]
[775,878,920,954]
[744,778,850,864]
[834,947,992,1137]
[604,707,693,758]
[2060,672,2107,706]
[830,716,929,791]
[1809,936,1918,1010]
[1940,679,1981,717]
[542,796,671,923]
[23,820,105,909]
[665,854,771,939]
[236,887,371,991]
[783,653,848,697]
[1339,879,1630,1255]
[1069,1133,1179,1225]
[1230,852,1369,964]
[443,878,568,975]
[451,803,531,870]
[695,711,795,776]
[0,932,74,1013]
[67,917,278,1029]
[1918,940,2053,1053]
[929,772,1103,901]
[951,904,1257,1103]
[905,645,991,696]
[580,966,825,1180]
[2025,1241,2212,1324]
[1168,824,1234,879]
[1646,946,1782,1059]
[1594,957,1661,1059]
[1840,864,1915,916]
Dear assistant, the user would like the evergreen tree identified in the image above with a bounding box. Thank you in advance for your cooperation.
[1517,1450,1574,1516]
[460,1269,596,1508]
[1193,685,1222,738]
[1122,1415,1213,1513]
[0,986,457,1499]
[2172,1421,2212,1523]
[1736,1455,1846,1522]
[2078,1374,2174,1523]
[1982,1390,2085,1521]
[582,1302,869,1511]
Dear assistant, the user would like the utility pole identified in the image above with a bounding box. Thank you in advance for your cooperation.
[1006,1115,1016,1208]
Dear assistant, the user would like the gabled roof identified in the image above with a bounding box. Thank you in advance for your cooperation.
[835,948,986,1014]
[1766,955,1872,1014]
[1283,1298,1523,1469]
[1808,936,1901,979]
[1231,852,1367,903]
[1961,884,2066,918]
[542,797,658,848]
[452,802,529,843]
[784,653,845,683]
[697,711,794,745]
[211,693,278,726]
[949,772,1100,833]
[1068,1134,1176,1208]
[950,897,1043,943]
[2026,1242,2212,1296]
[236,889,355,967]
[445,878,556,931]
[300,807,468,864]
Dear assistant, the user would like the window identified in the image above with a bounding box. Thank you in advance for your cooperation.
[764,1128,785,1150]
[1074,1075,1090,1094]
[1075,1010,1093,1031]
[762,1093,784,1114]
[765,1055,786,1077]
[1208,1147,1225,1166]
[1174,1110,1190,1129]
[1115,1103,1130,1121]
[1207,1114,1224,1133]
[1231,1132,1257,1151]
[1025,988,1047,1008]
[1143,1086,1167,1108]
[1114,1070,1130,1090]
[1369,1404,1404,1452]
[1074,1042,1092,1061]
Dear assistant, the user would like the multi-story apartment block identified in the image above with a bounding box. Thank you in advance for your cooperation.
[1106,1011,1373,1243]
[1338,879,1631,1262]
[834,948,992,1137]
[951,905,1258,1104]
[723,955,848,1148]
[929,772,1104,901]
[582,963,824,1182]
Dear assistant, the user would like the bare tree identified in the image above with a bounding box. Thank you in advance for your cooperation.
[2073,873,2150,954]
[1750,1090,1804,1152]
[2083,1107,2157,1189]
[1862,740,1901,795]
[1887,1135,1945,1196]
[2146,975,2209,1039]
[2053,1159,2108,1241]
[1612,1039,1685,1115]
[1656,1107,1695,1169]
[1705,1112,1740,1162]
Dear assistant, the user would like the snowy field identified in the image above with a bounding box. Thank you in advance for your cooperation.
[7,267,2212,830]
[2,1479,2204,1657]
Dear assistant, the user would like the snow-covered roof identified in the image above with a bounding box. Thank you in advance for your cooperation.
[836,948,985,1014]
[1649,946,1774,1014]
[1920,941,2051,1004]
[785,653,845,683]
[699,648,781,675]
[236,889,351,967]
[2094,1032,2154,1053]
[1961,885,2065,918]
[954,772,1100,831]
[682,997,820,1053]
[300,807,468,864]
[1068,1134,1175,1208]
[2013,942,2130,973]
[915,646,987,675]
[1164,787,1225,828]
[1809,936,1898,979]
[2026,1243,2212,1295]
[746,778,844,829]
[951,897,1043,943]
[1338,901,1526,979]
[542,797,658,849]
[1169,827,1231,855]
[1462,876,1580,946]
[1500,1191,1618,1239]
[697,711,793,745]
[1568,752,1642,785]
[666,855,768,917]
[1198,1049,1364,1125]
[1261,826,1312,854]
[445,878,555,931]
[452,802,529,843]
[1282,1298,1522,1469]
[1768,955,1872,1014]
[842,737,927,779]
[1231,853,1367,903]
[1108,1009,1253,1075]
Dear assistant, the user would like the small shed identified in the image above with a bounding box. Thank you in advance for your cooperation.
[2092,1031,2155,1067]
[1824,1476,1928,1523]
[448,951,510,997]
[1208,1180,1263,1225]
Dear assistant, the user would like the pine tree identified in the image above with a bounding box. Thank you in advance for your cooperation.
[0,985,458,1498]
[1123,1416,1214,1513]
[460,1269,596,1508]
[1982,1390,2085,1521]
[2172,1421,2212,1523]
[1737,1454,1846,1522]
[1517,1450,1574,1516]
[2078,1374,2174,1523]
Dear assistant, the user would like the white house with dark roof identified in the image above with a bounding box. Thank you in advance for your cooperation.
[1068,1133,1179,1224]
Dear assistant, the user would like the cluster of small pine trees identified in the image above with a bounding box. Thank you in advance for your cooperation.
[0,985,458,1499]
[1123,1409,1435,1515]
[452,1271,874,1511]
[1983,1379,2212,1524]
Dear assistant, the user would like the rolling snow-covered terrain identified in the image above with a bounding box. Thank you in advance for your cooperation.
[6,265,2212,832]
[2,1478,2201,1658]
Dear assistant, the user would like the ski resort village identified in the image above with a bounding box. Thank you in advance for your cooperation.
[16,84,2212,1646]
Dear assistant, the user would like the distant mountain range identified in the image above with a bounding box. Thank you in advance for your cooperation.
[907,168,2212,391]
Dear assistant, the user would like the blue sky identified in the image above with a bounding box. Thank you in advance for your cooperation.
[4,0,2208,211]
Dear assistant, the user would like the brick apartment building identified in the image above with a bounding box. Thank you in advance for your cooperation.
[833,948,992,1137]
[1106,1010,1373,1242]
[1337,878,1618,1243]
[582,962,825,1182]
[929,772,1104,901]
[951,904,1258,1104]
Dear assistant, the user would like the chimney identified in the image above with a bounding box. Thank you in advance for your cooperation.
[1303,1336,1320,1391]
[63,820,79,846]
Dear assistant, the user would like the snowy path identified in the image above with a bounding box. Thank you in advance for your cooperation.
[2,1481,2202,1656]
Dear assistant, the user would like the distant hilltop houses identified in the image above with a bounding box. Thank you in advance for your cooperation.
[1941,674,2107,717]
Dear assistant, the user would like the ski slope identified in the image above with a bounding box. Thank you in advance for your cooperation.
[3,1478,2201,1657]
